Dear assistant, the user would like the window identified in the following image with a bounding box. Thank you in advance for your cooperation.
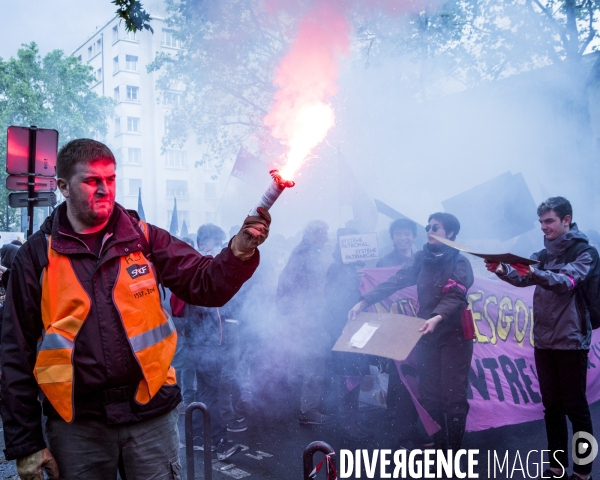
[113,148,123,163]
[125,55,138,71]
[205,183,217,199]
[77,55,82,63]
[113,86,120,101]
[162,29,181,48]
[128,179,142,196]
[126,86,139,101]
[164,91,181,105]
[87,45,93,59]
[166,180,188,198]
[96,39,102,54]
[113,56,119,73]
[166,150,187,168]
[128,148,142,164]
[126,30,137,41]
[127,117,140,132]
[164,117,171,134]
[112,25,119,42]
[114,117,121,134]
[95,68,102,82]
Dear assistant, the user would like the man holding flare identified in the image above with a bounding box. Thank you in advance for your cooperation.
[1,139,271,480]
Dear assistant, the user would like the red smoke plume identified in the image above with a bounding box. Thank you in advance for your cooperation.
[263,1,350,181]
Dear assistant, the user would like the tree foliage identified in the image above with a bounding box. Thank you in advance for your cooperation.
[113,0,154,33]
[148,0,297,171]
[354,0,600,99]
[148,0,600,178]
[0,43,114,231]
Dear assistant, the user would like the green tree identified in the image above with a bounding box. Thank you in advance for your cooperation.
[0,43,114,231]
[112,0,153,33]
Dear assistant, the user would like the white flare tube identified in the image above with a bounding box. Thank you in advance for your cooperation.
[249,170,295,216]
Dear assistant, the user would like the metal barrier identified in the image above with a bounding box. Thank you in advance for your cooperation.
[303,441,336,480]
[185,402,212,480]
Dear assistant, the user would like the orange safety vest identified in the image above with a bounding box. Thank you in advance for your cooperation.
[34,221,177,422]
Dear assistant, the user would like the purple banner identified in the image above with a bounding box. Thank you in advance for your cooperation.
[359,267,600,432]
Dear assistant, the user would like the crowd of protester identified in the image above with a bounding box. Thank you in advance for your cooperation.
[163,216,436,454]
[160,198,599,480]
[0,141,596,480]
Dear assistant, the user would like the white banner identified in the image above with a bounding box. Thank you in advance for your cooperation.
[339,233,379,264]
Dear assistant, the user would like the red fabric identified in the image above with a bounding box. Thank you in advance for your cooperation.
[170,293,186,317]
[310,454,337,480]
[443,278,466,293]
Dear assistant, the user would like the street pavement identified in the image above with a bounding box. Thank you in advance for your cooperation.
[179,395,600,480]
[1,397,599,479]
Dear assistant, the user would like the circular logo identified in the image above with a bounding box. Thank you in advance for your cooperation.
[572,431,598,466]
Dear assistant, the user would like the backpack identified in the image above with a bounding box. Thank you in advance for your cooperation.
[538,241,600,330]
[0,234,49,290]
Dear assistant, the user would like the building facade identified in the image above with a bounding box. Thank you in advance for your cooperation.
[71,16,224,237]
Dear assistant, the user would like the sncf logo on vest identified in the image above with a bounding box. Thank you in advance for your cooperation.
[126,264,150,279]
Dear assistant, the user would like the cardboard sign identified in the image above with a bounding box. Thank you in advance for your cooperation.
[332,312,425,362]
[339,233,379,264]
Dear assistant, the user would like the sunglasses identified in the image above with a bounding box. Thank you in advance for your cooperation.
[425,224,444,233]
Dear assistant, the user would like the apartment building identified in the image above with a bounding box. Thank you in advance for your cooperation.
[71,16,223,236]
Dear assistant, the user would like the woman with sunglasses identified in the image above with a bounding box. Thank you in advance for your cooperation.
[348,212,474,451]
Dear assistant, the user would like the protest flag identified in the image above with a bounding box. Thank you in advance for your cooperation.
[137,187,146,222]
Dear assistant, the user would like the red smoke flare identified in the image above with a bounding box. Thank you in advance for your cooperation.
[264,1,350,181]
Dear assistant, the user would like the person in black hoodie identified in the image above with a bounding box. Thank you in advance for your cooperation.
[0,243,20,341]
[321,228,372,440]
[183,223,249,459]
[348,212,474,450]
[277,220,332,425]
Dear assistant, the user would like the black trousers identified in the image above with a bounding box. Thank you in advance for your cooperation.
[534,348,594,476]
[417,338,473,416]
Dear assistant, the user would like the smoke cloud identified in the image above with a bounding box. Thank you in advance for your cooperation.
[263,1,350,179]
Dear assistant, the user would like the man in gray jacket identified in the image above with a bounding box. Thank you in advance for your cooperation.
[486,197,598,480]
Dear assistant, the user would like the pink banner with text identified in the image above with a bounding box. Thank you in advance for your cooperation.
[360,267,600,432]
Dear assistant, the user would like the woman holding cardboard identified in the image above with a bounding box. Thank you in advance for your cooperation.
[348,212,474,451]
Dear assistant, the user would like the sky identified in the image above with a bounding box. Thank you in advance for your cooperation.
[0,0,165,59]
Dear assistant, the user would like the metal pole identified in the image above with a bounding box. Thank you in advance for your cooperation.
[27,126,38,238]
[185,402,212,480]
[303,441,336,480]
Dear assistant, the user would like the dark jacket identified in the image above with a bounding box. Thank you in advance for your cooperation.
[0,244,19,270]
[183,275,250,346]
[376,249,414,268]
[0,244,19,340]
[0,203,258,460]
[362,244,474,344]
[499,224,596,350]
[323,260,362,343]
[276,240,330,319]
